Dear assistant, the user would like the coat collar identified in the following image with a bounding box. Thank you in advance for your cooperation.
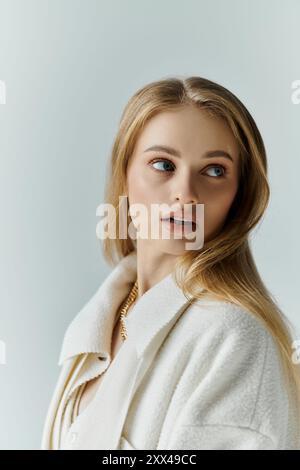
[58,250,195,366]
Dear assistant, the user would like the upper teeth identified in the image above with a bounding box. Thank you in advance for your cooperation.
[170,217,193,224]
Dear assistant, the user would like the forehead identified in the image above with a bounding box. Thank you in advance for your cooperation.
[133,105,240,160]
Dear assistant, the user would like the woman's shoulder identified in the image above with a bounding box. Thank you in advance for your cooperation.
[184,295,286,383]
[186,295,272,344]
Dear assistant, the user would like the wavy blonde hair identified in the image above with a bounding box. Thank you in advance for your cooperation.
[101,75,300,433]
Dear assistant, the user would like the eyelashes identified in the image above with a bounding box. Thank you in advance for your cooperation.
[148,158,228,179]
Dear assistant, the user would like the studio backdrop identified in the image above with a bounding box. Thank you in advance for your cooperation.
[0,0,299,450]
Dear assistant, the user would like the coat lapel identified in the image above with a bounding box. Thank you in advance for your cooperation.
[57,250,138,366]
[54,250,199,449]
[58,250,195,365]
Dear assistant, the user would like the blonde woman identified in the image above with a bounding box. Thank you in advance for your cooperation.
[41,76,300,450]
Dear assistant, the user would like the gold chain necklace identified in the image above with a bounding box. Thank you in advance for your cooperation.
[119,279,139,341]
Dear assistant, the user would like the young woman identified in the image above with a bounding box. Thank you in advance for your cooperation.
[41,76,300,450]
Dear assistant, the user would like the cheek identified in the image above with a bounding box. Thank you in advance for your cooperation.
[202,182,238,236]
[127,164,167,206]
[126,165,163,227]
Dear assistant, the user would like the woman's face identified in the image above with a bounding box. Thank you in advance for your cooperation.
[125,104,240,256]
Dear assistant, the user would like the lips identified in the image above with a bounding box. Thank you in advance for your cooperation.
[160,211,197,225]
[161,216,197,230]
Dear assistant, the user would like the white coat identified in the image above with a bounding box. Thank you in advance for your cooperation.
[41,250,300,450]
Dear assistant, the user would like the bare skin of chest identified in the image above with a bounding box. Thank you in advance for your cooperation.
[77,315,125,417]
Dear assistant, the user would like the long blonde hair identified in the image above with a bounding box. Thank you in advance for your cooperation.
[102,75,300,431]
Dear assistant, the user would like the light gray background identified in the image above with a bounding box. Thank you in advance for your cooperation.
[0,0,299,450]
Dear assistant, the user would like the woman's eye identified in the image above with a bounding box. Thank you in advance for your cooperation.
[205,165,226,178]
[150,159,175,173]
[149,158,227,179]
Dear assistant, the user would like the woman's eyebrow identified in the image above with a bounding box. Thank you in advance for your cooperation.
[143,145,234,163]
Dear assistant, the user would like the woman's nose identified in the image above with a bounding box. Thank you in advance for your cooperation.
[173,176,199,206]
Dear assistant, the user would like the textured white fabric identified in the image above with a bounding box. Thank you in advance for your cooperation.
[57,354,103,449]
[41,250,300,450]
[58,307,123,448]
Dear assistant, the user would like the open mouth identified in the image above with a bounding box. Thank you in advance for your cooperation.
[161,216,197,231]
